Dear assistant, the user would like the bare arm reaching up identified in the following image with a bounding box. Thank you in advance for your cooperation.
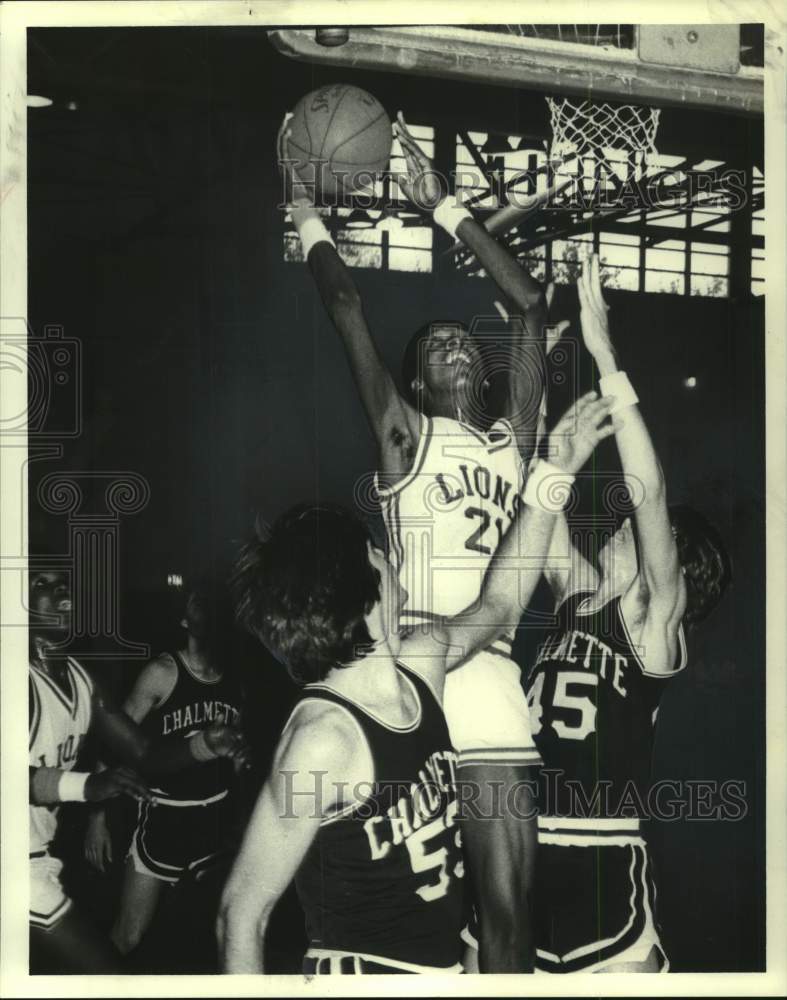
[577,255,686,672]
[400,390,617,696]
[279,114,420,486]
[395,112,551,461]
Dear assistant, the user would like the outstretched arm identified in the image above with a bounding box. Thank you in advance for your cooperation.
[29,764,150,807]
[279,115,419,484]
[395,113,548,458]
[218,710,354,972]
[84,655,176,870]
[401,392,616,694]
[543,510,600,608]
[578,255,686,668]
[91,682,244,777]
[444,392,617,665]
[304,242,420,481]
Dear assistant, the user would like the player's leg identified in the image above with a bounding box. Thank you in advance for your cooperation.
[443,653,541,972]
[110,857,163,955]
[461,930,480,973]
[30,906,122,974]
[458,762,538,972]
[30,853,122,972]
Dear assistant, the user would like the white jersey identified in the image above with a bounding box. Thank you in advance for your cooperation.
[29,658,93,855]
[376,413,525,657]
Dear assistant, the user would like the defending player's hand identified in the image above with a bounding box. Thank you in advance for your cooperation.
[276,111,313,209]
[547,390,618,474]
[544,283,571,358]
[84,766,152,803]
[84,809,113,873]
[577,254,614,359]
[393,111,445,210]
[204,719,247,760]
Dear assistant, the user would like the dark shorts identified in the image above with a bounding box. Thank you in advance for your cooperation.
[129,788,234,882]
[534,818,667,973]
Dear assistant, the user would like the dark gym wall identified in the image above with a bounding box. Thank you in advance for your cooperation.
[27,27,765,972]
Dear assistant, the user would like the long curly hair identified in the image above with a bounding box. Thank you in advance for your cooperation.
[231,504,381,684]
[669,505,732,628]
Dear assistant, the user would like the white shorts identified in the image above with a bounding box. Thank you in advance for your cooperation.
[30,854,72,930]
[443,647,542,770]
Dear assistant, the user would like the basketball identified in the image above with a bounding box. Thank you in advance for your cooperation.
[286,84,392,201]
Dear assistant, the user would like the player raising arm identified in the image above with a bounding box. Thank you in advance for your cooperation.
[219,392,616,975]
[394,111,551,461]
[278,109,558,972]
[525,255,732,974]
[547,255,689,656]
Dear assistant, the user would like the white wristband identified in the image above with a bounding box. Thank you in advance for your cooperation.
[599,370,639,413]
[433,196,472,238]
[523,460,575,513]
[293,213,335,257]
[57,770,89,802]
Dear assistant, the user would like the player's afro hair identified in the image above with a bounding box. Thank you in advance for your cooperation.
[231,504,381,684]
[669,505,732,628]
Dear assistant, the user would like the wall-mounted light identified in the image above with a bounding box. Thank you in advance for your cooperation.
[683,376,698,389]
[345,209,374,229]
[167,573,183,588]
[376,215,404,232]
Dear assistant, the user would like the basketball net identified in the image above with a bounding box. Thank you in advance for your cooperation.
[546,96,661,187]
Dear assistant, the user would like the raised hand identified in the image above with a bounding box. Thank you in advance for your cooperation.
[547,390,618,474]
[393,111,444,210]
[84,766,152,804]
[577,254,614,360]
[276,111,313,209]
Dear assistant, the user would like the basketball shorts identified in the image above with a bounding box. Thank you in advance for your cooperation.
[443,646,542,771]
[534,817,668,973]
[303,948,464,975]
[129,787,234,883]
[29,852,72,930]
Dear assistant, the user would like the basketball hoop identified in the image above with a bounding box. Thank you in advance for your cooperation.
[546,96,661,184]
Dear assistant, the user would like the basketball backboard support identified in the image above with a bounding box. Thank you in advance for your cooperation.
[638,24,741,74]
[268,25,763,116]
